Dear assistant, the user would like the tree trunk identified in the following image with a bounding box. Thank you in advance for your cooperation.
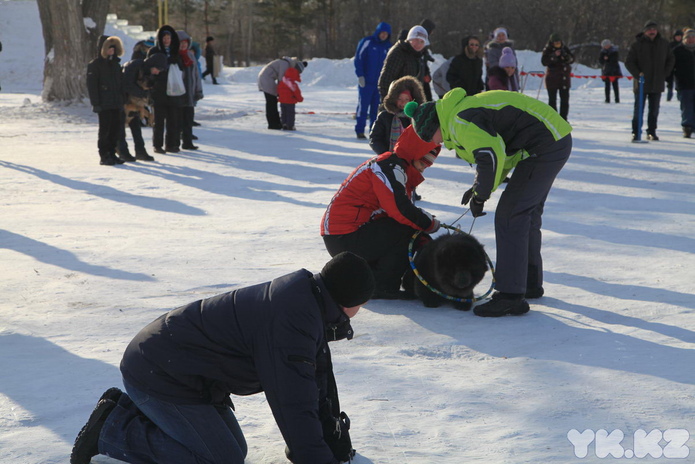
[37,0,110,102]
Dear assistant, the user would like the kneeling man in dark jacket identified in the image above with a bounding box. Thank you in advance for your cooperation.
[71,252,375,464]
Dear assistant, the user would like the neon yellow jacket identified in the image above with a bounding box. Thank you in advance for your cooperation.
[436,88,572,200]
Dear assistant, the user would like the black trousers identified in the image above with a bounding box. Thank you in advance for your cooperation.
[264,92,282,129]
[632,91,661,136]
[118,110,146,155]
[181,106,195,146]
[323,218,417,292]
[202,58,217,83]
[97,109,121,158]
[547,88,570,120]
[153,104,182,150]
[493,135,572,294]
[603,78,620,103]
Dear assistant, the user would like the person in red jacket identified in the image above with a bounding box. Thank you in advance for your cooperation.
[277,67,304,130]
[321,125,441,299]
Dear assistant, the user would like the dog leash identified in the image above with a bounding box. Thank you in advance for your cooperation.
[449,209,480,235]
[407,223,496,303]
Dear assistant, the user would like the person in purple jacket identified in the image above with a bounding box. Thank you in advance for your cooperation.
[354,22,392,139]
[70,252,375,464]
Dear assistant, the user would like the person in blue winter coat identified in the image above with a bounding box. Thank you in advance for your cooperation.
[354,22,392,139]
[70,252,375,464]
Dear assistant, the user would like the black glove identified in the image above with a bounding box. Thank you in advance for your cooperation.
[462,188,487,217]
[469,198,486,217]
[322,411,355,463]
[461,187,474,205]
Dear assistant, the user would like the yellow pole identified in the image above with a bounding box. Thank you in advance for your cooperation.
[164,0,169,26]
[158,0,162,28]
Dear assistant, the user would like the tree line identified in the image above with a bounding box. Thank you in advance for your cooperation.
[39,0,695,101]
[110,0,693,65]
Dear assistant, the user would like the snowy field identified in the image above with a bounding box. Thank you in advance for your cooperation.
[1,2,694,463]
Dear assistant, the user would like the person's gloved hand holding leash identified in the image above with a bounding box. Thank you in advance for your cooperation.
[461,187,487,217]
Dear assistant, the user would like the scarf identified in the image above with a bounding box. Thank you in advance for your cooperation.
[179,49,195,67]
[389,112,406,151]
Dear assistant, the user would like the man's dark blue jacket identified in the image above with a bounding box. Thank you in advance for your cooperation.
[121,269,348,464]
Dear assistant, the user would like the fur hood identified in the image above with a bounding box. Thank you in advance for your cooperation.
[383,76,426,114]
[100,36,124,59]
[154,24,180,53]
[461,35,484,59]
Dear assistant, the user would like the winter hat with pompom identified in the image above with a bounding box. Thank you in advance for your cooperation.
[295,60,308,73]
[498,47,517,68]
[404,101,440,142]
[320,252,375,308]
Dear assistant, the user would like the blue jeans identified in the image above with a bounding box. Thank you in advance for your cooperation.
[99,379,247,463]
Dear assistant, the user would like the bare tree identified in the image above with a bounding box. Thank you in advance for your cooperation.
[37,0,109,102]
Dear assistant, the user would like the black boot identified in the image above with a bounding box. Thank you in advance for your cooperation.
[136,150,155,161]
[474,292,529,317]
[99,153,115,166]
[683,126,692,138]
[119,152,136,162]
[70,398,117,464]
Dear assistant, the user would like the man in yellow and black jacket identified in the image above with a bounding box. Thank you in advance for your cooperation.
[405,88,572,317]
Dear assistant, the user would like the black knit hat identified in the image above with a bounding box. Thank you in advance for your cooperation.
[320,252,375,307]
[404,101,440,142]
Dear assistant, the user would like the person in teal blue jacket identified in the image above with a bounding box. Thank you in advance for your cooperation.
[404,88,572,317]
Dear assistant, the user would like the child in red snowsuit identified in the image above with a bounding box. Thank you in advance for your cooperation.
[277,67,304,130]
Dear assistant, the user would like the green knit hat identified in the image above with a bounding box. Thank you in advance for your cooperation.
[404,101,439,142]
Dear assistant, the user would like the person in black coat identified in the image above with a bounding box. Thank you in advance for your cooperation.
[369,76,426,155]
[672,29,695,137]
[446,35,484,96]
[666,30,683,101]
[87,36,126,166]
[118,53,167,161]
[599,39,622,103]
[147,25,186,154]
[70,252,375,464]
[625,20,675,141]
[202,36,218,84]
[541,33,575,121]
[377,26,429,101]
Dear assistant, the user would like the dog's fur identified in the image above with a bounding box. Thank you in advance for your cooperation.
[124,76,154,126]
[403,233,488,310]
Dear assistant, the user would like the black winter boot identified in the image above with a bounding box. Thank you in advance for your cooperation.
[70,398,117,464]
[135,150,155,161]
[474,292,529,317]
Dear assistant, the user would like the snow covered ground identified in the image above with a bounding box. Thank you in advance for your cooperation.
[1,2,694,463]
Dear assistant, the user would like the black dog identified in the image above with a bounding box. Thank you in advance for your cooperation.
[403,233,488,311]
